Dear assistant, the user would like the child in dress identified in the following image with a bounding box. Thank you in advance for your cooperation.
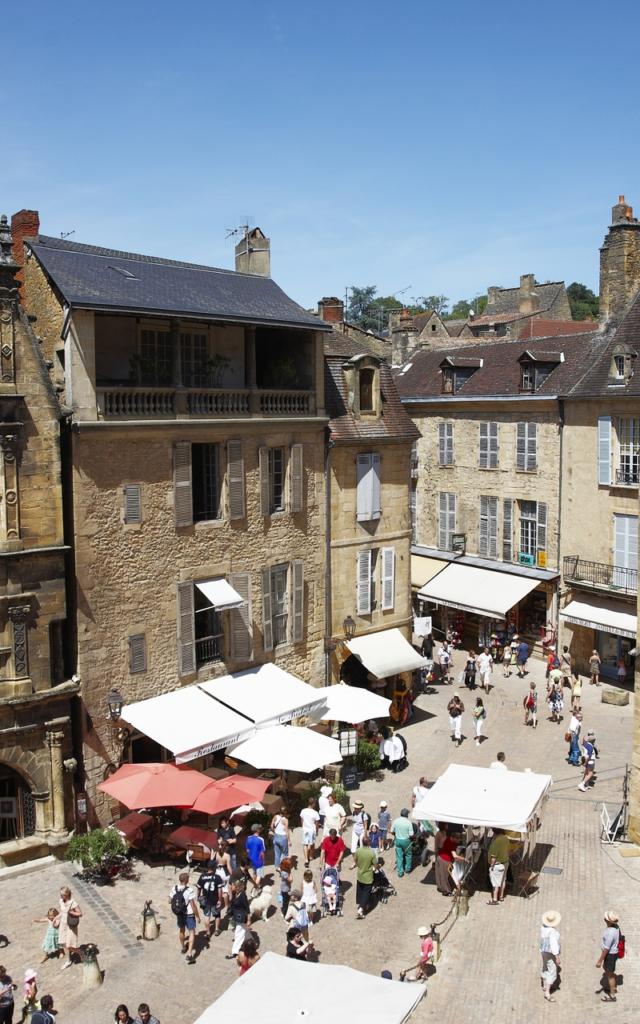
[322,873,338,913]
[32,908,60,963]
[22,968,38,1018]
[301,870,318,924]
[369,823,381,850]
[279,857,293,917]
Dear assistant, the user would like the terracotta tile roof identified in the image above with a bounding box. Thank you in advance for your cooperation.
[518,317,599,339]
[325,356,419,444]
[395,330,603,401]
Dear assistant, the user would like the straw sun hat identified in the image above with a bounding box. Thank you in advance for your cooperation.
[417,926,430,937]
[541,910,562,928]
[604,910,619,924]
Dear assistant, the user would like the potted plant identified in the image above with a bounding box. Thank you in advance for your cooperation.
[66,828,132,884]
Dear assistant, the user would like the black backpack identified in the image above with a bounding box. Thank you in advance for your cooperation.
[170,886,188,916]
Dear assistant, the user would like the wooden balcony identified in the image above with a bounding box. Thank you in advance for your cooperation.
[97,387,315,420]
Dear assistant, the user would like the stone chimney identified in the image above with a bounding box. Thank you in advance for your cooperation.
[486,285,500,310]
[11,209,39,301]
[518,273,539,314]
[391,308,419,366]
[599,195,640,323]
[318,296,344,323]
[234,226,270,277]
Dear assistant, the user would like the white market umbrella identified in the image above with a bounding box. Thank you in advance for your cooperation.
[319,682,391,724]
[227,725,342,774]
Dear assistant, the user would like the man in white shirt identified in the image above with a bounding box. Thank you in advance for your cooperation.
[323,793,346,836]
[478,647,493,691]
[438,642,452,684]
[169,871,200,964]
[412,776,429,807]
[490,751,507,771]
[318,785,332,829]
[300,797,320,866]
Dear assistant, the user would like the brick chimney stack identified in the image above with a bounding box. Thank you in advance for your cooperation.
[11,209,40,301]
[234,226,270,277]
[599,195,640,323]
[318,297,344,323]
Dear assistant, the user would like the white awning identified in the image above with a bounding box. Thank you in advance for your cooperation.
[418,562,540,619]
[411,554,449,589]
[199,663,327,727]
[412,764,552,833]
[319,683,391,724]
[120,686,255,764]
[346,627,427,679]
[195,579,244,610]
[227,725,341,774]
[560,597,637,640]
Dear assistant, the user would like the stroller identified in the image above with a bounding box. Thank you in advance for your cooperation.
[320,866,343,917]
[371,860,396,904]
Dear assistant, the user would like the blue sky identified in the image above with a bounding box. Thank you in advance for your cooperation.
[4,0,640,310]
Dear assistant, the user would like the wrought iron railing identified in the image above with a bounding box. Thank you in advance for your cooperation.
[563,555,637,595]
[615,467,639,486]
[195,636,223,666]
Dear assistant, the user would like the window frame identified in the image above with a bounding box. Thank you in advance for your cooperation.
[616,417,640,485]
[192,442,222,523]
[438,422,454,467]
[138,325,172,386]
[519,500,537,556]
[194,584,225,667]
[270,563,289,648]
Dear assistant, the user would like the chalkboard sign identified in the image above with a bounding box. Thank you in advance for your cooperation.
[342,765,360,791]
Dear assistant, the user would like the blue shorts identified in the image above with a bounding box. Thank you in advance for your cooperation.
[177,913,197,932]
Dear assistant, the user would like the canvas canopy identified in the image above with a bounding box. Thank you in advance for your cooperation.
[319,682,391,723]
[226,724,341,773]
[195,578,245,610]
[192,952,424,1024]
[199,663,326,726]
[560,596,637,639]
[346,627,427,679]
[418,562,539,618]
[412,763,552,833]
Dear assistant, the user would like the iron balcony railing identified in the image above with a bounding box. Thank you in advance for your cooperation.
[615,466,640,486]
[563,555,637,595]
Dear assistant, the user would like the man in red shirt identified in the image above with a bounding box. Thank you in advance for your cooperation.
[320,829,346,873]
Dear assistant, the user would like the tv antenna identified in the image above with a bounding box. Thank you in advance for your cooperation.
[225,217,255,242]
[60,230,75,240]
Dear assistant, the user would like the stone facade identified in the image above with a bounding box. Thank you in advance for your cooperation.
[0,216,76,862]
[599,195,640,325]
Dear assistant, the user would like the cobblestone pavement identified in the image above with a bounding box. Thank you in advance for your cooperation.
[0,655,637,1023]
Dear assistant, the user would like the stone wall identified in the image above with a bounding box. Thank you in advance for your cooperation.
[599,222,640,324]
[21,253,66,373]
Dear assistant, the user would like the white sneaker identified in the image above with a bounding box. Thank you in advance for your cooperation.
[578,785,586,791]
[61,960,72,970]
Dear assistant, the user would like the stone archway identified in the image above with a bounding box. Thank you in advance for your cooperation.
[0,763,35,840]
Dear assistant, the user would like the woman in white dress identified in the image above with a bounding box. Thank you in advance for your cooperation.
[58,886,82,970]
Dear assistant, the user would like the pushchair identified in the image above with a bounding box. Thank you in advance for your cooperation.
[371,860,396,904]
[320,866,343,917]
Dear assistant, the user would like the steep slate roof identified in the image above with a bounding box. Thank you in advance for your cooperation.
[568,291,640,397]
[324,332,419,443]
[444,319,468,337]
[484,281,564,317]
[26,235,328,331]
[395,330,603,401]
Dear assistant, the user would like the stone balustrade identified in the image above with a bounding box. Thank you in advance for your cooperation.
[259,390,313,415]
[96,387,314,419]
[97,388,176,418]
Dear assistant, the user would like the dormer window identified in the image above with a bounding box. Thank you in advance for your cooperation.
[520,362,534,391]
[359,368,375,412]
[518,351,562,392]
[609,346,636,384]
[440,358,482,393]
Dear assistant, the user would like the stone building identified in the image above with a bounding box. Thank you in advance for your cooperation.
[396,330,601,654]
[20,219,332,824]
[316,297,392,361]
[323,330,421,699]
[0,215,77,865]
[599,195,640,325]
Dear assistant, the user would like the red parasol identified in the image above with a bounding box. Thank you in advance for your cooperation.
[97,762,209,810]
[190,773,272,815]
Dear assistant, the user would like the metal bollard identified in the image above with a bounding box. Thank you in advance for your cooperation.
[141,899,160,940]
[458,887,470,916]
[431,927,441,962]
[80,943,102,989]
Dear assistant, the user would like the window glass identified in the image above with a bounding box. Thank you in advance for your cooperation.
[192,444,221,521]
[520,500,537,555]
[269,448,285,512]
[271,565,288,646]
[194,585,223,666]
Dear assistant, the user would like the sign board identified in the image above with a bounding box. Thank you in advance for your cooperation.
[413,616,432,637]
[342,765,360,791]
[451,533,466,554]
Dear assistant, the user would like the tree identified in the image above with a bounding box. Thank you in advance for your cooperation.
[347,285,380,332]
[446,294,487,319]
[413,294,449,316]
[567,282,599,321]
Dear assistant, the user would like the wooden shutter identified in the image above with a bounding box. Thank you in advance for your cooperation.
[439,423,453,466]
[123,484,142,524]
[290,443,303,513]
[488,496,498,558]
[173,442,193,527]
[356,453,373,521]
[479,496,489,556]
[516,422,526,471]
[598,416,612,485]
[536,502,547,553]
[381,547,395,610]
[356,549,372,614]
[229,571,252,661]
[128,633,146,673]
[371,452,381,519]
[438,492,448,549]
[526,422,537,471]
[479,423,488,469]
[291,560,304,643]
[227,440,245,520]
[259,446,270,517]
[261,568,274,652]
[177,582,196,676]
[503,498,513,562]
[489,422,498,468]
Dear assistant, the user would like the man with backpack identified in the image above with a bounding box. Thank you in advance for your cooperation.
[31,994,55,1024]
[596,911,624,1002]
[197,861,222,939]
[169,871,200,964]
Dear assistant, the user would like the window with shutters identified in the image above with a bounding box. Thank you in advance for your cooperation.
[194,584,224,666]
[503,499,513,562]
[438,423,454,466]
[174,441,193,528]
[270,564,288,646]
[192,444,221,522]
[479,422,499,469]
[128,634,147,674]
[289,444,303,512]
[615,418,640,485]
[123,484,142,524]
[381,547,395,610]
[229,572,252,661]
[356,452,381,522]
[138,327,172,386]
[519,501,537,556]
[269,449,285,512]
[516,422,537,471]
[356,548,377,614]
[227,440,245,520]
[261,562,304,650]
[438,492,456,550]
[479,496,498,558]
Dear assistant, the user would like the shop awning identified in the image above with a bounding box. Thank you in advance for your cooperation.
[411,554,449,589]
[412,764,552,833]
[120,685,255,764]
[195,579,245,610]
[560,597,637,640]
[346,627,427,679]
[199,664,327,726]
[418,562,540,619]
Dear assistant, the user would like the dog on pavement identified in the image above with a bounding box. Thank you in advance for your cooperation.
[249,885,273,922]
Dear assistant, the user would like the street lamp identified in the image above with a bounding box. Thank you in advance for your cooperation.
[343,615,356,640]
[106,688,125,721]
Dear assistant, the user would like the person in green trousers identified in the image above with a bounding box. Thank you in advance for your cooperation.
[391,808,414,876]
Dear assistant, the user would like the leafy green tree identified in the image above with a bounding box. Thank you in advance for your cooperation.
[413,294,449,316]
[446,294,487,319]
[567,282,599,320]
[347,285,379,331]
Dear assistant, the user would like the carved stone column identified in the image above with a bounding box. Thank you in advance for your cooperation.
[0,432,20,541]
[8,602,30,678]
[46,731,66,835]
